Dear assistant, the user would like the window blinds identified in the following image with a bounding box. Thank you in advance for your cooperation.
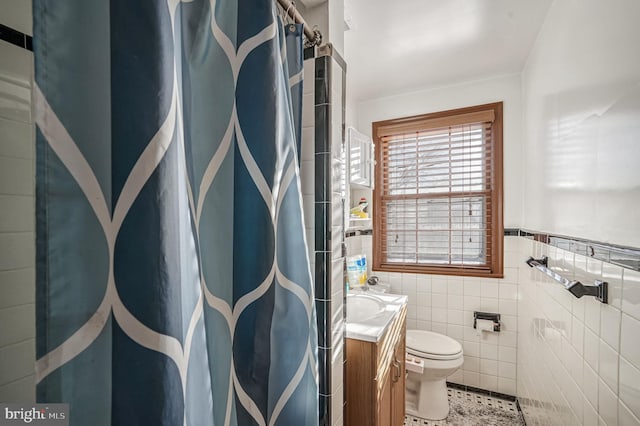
[373,103,503,275]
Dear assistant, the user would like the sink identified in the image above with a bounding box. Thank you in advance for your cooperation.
[346,292,409,342]
[346,294,385,323]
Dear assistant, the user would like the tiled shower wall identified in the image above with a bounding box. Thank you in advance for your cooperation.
[301,56,315,284]
[0,22,36,401]
[516,236,640,426]
[325,52,346,426]
[301,47,346,426]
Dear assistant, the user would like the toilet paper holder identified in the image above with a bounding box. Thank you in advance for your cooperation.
[473,311,501,332]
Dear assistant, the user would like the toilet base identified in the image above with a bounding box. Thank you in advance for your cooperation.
[406,377,449,420]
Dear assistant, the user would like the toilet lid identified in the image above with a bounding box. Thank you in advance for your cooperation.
[406,330,462,359]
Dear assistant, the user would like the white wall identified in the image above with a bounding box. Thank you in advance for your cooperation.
[516,1,640,424]
[0,1,36,402]
[521,0,640,248]
[356,73,523,228]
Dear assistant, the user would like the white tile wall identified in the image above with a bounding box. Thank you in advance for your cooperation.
[371,258,519,396]
[0,35,35,402]
[517,236,640,426]
[329,57,345,426]
[301,57,315,273]
[346,232,640,426]
[0,0,32,36]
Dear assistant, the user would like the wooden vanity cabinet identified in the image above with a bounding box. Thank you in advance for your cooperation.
[390,336,406,426]
[345,305,407,426]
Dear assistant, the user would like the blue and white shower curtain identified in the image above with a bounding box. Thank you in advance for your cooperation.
[33,1,318,425]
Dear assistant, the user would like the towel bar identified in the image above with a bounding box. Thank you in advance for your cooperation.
[526,256,608,304]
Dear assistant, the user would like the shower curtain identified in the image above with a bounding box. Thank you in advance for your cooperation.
[33,1,318,425]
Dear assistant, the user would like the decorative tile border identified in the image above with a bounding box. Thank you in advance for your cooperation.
[356,228,639,270]
[0,23,32,51]
[504,228,640,272]
[314,52,333,426]
[303,46,315,60]
[446,381,516,402]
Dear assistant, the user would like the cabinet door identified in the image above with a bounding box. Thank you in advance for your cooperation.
[391,337,406,425]
[348,127,374,188]
[345,338,377,426]
[377,371,392,426]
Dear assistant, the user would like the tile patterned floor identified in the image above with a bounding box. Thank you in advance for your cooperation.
[404,387,526,426]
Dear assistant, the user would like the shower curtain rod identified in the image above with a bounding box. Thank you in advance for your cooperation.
[276,0,322,47]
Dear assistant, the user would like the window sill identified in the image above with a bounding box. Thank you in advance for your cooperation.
[373,263,504,279]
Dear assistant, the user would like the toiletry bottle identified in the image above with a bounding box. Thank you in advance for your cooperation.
[347,256,360,289]
[358,197,368,213]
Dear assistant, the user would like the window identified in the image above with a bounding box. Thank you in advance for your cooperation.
[372,102,503,277]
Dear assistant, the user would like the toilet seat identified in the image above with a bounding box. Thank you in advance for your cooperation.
[406,330,463,361]
[407,347,462,361]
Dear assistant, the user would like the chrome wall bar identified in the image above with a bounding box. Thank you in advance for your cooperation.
[526,256,608,304]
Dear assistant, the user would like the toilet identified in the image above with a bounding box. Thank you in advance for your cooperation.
[405,330,464,420]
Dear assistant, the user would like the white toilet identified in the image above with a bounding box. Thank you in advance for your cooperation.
[405,330,464,420]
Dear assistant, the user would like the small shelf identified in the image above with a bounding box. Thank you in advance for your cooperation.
[349,181,371,190]
[348,217,371,233]
[346,228,372,234]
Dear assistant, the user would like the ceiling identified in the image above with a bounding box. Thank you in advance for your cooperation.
[344,0,553,101]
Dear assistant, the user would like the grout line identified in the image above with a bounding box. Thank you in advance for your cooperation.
[0,154,34,162]
[0,373,35,389]
[0,301,36,311]
[0,230,35,236]
[617,270,626,400]
[0,336,35,351]
[0,303,36,319]
[0,266,34,274]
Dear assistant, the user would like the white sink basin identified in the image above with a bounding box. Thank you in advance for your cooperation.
[346,294,385,323]
[346,293,408,342]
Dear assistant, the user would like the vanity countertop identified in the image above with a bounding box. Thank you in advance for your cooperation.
[345,292,408,342]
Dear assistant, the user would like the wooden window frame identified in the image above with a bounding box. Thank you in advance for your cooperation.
[372,102,504,278]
